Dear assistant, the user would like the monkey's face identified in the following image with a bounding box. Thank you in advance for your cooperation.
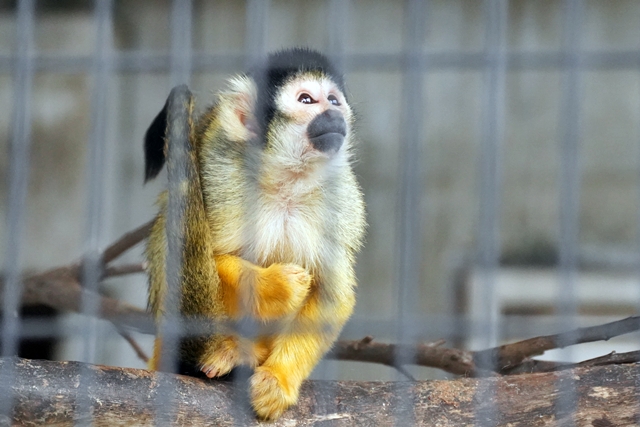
[264,75,353,171]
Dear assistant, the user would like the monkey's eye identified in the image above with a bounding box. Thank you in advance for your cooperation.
[328,94,341,106]
[297,93,317,104]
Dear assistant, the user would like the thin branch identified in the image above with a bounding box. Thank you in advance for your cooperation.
[500,359,565,375]
[117,328,150,363]
[327,337,476,376]
[329,316,640,377]
[0,221,155,335]
[101,220,154,265]
[474,316,640,371]
[15,266,155,334]
[103,262,146,278]
[504,350,640,375]
[577,350,640,368]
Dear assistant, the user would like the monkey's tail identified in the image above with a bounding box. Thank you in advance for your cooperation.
[148,86,221,370]
[164,85,221,311]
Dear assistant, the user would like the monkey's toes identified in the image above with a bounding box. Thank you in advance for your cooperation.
[249,366,297,420]
[200,359,235,379]
[201,365,224,379]
[199,342,240,378]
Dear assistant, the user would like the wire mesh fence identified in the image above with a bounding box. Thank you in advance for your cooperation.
[2,0,640,425]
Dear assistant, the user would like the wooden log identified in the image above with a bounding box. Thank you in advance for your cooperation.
[2,357,639,426]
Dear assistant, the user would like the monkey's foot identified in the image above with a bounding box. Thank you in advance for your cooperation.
[199,339,241,379]
[249,366,298,420]
[256,263,311,319]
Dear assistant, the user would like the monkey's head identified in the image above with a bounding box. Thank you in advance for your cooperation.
[223,48,355,173]
[144,48,355,182]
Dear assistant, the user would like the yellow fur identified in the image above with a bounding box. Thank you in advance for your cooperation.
[146,68,365,420]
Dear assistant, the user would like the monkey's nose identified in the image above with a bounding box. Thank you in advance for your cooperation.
[306,109,346,153]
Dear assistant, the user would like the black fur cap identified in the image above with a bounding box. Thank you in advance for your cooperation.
[249,48,345,135]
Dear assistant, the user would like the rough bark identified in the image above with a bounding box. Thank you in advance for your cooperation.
[2,357,639,426]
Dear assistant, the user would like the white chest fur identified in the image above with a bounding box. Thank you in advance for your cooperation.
[244,175,326,269]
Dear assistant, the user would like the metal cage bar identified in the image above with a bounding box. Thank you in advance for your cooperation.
[309,0,352,417]
[1,0,35,420]
[154,2,196,424]
[76,0,114,424]
[554,0,585,425]
[393,0,428,423]
[5,50,640,75]
[474,0,508,425]
[170,0,193,88]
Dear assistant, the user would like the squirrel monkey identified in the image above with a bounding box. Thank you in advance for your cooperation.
[144,48,366,420]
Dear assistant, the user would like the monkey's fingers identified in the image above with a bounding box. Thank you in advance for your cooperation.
[254,263,312,319]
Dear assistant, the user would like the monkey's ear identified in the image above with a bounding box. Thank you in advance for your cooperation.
[221,76,259,140]
[144,99,168,182]
[236,95,259,138]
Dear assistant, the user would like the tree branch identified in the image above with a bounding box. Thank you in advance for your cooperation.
[330,314,640,377]
[3,357,637,426]
[16,266,154,334]
[327,336,476,376]
[5,220,640,377]
[103,262,146,278]
[101,219,154,265]
[117,328,150,363]
[0,221,156,334]
[473,316,640,372]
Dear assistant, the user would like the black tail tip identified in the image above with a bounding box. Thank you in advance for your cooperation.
[143,99,169,182]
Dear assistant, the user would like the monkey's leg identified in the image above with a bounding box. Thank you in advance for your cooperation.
[249,290,355,420]
[214,254,312,320]
[198,254,311,379]
[249,332,329,420]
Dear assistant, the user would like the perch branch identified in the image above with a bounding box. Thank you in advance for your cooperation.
[3,357,638,426]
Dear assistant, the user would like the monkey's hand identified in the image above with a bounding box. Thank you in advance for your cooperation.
[215,255,312,321]
[197,256,311,379]
[255,263,312,318]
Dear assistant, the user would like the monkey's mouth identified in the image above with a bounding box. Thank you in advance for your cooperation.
[307,110,346,154]
[308,132,345,154]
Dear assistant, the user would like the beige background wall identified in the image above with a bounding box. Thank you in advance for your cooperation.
[1,0,640,379]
